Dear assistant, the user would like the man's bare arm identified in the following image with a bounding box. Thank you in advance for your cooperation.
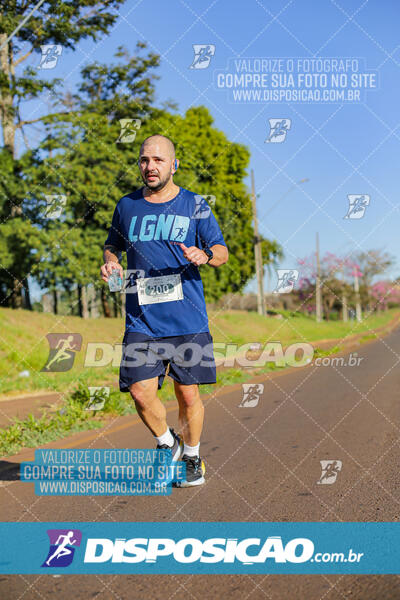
[178,243,229,267]
[207,244,229,268]
[101,245,124,282]
[103,245,121,264]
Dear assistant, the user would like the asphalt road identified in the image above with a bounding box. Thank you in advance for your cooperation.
[1,326,400,599]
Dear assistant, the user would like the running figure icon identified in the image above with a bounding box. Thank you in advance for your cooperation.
[317,460,343,484]
[45,531,77,566]
[174,227,186,239]
[44,335,78,371]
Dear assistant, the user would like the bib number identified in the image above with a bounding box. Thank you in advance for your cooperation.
[137,274,183,305]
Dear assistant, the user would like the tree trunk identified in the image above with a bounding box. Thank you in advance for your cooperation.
[101,287,111,318]
[353,273,362,322]
[81,284,89,319]
[323,300,332,321]
[88,286,93,318]
[77,285,89,318]
[0,34,16,157]
[77,285,82,317]
[23,280,32,310]
[112,294,119,317]
[342,293,348,322]
[87,285,99,318]
[53,289,58,315]
[10,279,23,308]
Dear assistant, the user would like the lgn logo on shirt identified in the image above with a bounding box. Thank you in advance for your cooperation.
[128,214,190,242]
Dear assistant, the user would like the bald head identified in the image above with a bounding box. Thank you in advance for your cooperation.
[139,134,175,160]
[138,134,178,191]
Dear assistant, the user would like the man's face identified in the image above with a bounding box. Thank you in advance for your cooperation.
[138,140,174,191]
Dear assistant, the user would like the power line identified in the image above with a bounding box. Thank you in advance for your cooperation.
[0,0,46,51]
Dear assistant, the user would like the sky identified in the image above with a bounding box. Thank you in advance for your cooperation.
[19,0,400,295]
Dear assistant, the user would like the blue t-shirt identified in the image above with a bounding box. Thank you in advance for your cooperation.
[104,187,227,337]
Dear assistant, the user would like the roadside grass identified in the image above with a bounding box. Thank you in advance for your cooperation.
[212,308,396,347]
[0,399,104,457]
[0,307,397,396]
[0,368,258,456]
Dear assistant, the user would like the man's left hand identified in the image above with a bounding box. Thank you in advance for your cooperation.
[179,243,209,266]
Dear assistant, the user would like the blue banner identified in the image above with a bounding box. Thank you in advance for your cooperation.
[0,522,399,574]
[19,449,185,496]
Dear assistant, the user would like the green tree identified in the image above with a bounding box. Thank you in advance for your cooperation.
[0,0,126,307]
[25,44,160,315]
[0,0,126,156]
[31,93,282,309]
[20,38,282,313]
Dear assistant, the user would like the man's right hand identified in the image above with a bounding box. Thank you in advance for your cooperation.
[100,261,124,283]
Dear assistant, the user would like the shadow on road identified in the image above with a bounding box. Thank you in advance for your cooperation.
[0,461,20,481]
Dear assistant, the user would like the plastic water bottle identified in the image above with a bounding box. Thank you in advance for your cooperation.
[108,269,123,292]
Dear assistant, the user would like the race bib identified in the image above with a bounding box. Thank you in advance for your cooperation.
[137,274,184,305]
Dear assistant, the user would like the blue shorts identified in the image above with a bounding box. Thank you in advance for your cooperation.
[119,331,217,391]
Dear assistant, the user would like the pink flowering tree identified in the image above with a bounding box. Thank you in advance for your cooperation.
[370,281,400,311]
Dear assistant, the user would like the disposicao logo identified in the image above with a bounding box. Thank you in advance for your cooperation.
[42,529,82,567]
[83,536,314,564]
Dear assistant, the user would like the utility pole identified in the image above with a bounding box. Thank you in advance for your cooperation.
[315,232,322,322]
[354,270,362,322]
[251,169,266,316]
[342,292,348,322]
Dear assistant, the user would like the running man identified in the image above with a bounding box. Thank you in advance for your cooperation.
[44,335,77,371]
[101,134,228,486]
[46,531,76,566]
